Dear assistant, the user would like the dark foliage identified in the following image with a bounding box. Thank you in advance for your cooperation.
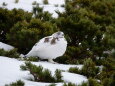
[0,8,32,43]
[69,58,99,78]
[24,56,39,62]
[55,0,115,63]
[0,48,20,58]
[88,77,102,86]
[49,83,56,86]
[5,80,25,86]
[20,62,63,82]
[63,82,76,86]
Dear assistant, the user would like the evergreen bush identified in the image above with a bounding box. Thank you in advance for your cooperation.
[6,15,57,54]
[20,62,63,82]
[5,80,24,86]
[88,77,102,86]
[55,0,115,64]
[98,72,115,86]
[5,48,20,58]
[69,58,99,78]
[0,49,6,56]
[55,46,84,64]
[78,82,88,86]
[69,67,80,74]
[15,0,19,3]
[43,0,49,4]
[24,56,39,62]
[65,82,88,86]
[20,65,27,71]
[49,83,56,86]
[0,48,20,58]
[96,56,115,86]
[55,69,63,82]
[63,78,101,86]
[32,1,37,5]
[81,58,99,78]
[32,5,54,21]
[6,21,41,54]
[0,8,32,43]
[63,82,76,86]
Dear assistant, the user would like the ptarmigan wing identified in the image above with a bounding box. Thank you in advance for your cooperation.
[26,36,52,57]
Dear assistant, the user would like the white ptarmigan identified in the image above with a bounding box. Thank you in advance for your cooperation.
[26,31,67,63]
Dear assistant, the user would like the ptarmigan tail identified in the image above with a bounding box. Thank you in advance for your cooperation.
[25,50,37,57]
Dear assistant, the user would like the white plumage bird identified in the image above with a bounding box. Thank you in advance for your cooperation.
[26,31,67,63]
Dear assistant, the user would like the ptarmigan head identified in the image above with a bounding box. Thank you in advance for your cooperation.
[52,31,64,39]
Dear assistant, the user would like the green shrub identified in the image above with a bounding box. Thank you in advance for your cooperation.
[43,0,49,4]
[32,5,54,21]
[111,51,115,58]
[55,46,94,64]
[5,48,20,58]
[7,17,57,54]
[49,83,56,86]
[42,69,55,82]
[68,58,99,78]
[88,77,102,86]
[0,8,32,43]
[6,21,41,54]
[20,65,27,71]
[81,58,99,78]
[55,69,63,82]
[69,67,80,74]
[64,78,101,86]
[63,82,76,86]
[78,82,88,86]
[63,81,88,86]
[55,0,115,63]
[102,78,112,86]
[55,46,85,64]
[54,55,70,64]
[24,56,39,62]
[5,80,24,86]
[0,49,6,56]
[15,0,19,3]
[96,56,115,86]
[0,48,20,58]
[102,57,115,71]
[97,72,115,86]
[32,1,37,5]
[20,62,63,82]
[110,73,115,86]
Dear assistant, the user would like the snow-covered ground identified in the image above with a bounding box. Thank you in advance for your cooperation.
[0,42,14,51]
[0,42,87,86]
[0,0,65,18]
[0,56,87,86]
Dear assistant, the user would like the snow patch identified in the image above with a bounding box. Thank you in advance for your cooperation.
[0,42,14,51]
[0,56,87,86]
[0,0,65,18]
[62,72,87,85]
